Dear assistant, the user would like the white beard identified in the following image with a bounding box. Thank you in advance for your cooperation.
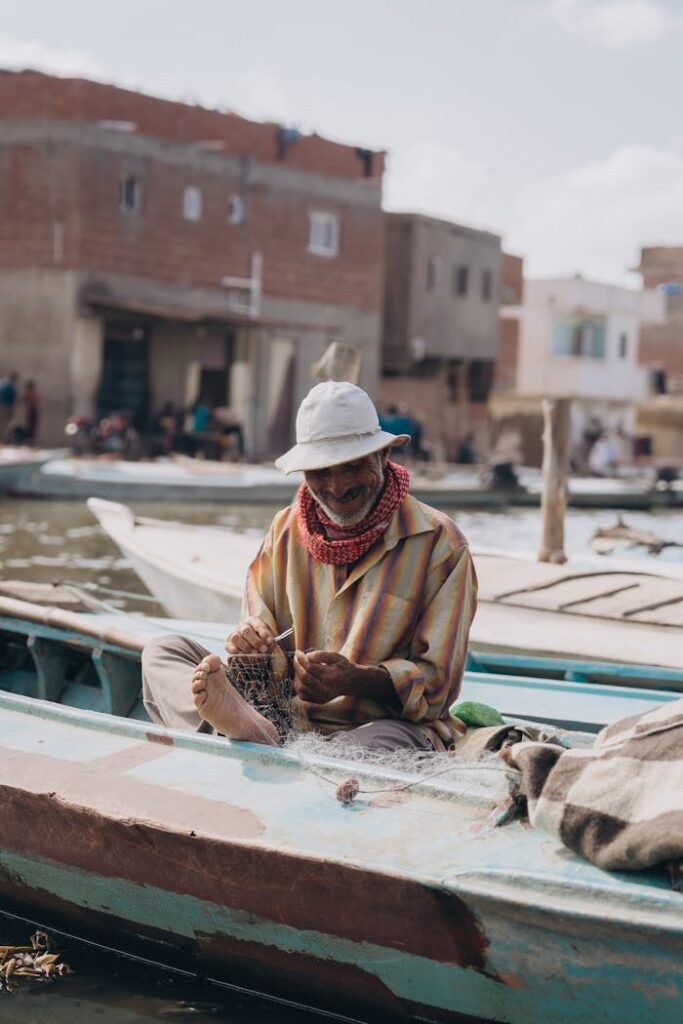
[312,465,385,528]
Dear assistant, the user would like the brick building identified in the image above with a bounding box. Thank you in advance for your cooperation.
[494,252,524,393]
[380,212,502,461]
[0,70,385,452]
[638,247,683,386]
[636,248,683,458]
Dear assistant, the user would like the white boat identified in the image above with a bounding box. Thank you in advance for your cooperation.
[16,454,302,503]
[0,446,61,494]
[87,497,261,622]
[88,499,683,682]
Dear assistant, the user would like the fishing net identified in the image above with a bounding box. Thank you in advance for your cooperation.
[224,648,308,743]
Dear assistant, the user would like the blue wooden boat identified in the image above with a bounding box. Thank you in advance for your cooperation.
[0,595,681,1023]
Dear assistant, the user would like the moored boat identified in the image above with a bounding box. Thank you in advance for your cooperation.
[0,446,61,494]
[88,499,683,685]
[0,595,681,1023]
[15,453,683,509]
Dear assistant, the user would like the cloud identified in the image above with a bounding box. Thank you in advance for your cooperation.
[507,144,683,282]
[0,33,103,78]
[547,0,681,49]
[384,141,500,232]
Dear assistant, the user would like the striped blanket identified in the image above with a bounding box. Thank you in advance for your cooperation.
[506,698,683,872]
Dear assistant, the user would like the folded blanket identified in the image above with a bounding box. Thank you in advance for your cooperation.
[506,698,683,872]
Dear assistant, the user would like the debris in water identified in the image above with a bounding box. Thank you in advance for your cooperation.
[0,930,72,992]
[336,777,360,804]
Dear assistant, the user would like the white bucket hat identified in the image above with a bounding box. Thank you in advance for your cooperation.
[275,381,410,475]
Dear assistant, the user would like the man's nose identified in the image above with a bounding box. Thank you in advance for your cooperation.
[327,470,351,497]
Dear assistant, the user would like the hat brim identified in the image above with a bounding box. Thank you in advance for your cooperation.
[275,430,410,475]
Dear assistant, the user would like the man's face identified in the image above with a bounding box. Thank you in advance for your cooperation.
[304,451,387,527]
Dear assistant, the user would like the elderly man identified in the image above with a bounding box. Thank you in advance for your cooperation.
[142,381,477,752]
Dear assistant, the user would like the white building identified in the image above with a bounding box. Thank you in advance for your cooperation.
[497,275,665,462]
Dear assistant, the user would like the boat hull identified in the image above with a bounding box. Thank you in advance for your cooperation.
[0,692,681,1024]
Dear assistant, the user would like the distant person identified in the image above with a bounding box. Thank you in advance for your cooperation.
[487,428,523,490]
[588,432,619,477]
[19,380,40,446]
[456,433,477,465]
[213,406,244,459]
[153,401,181,455]
[192,398,212,434]
[0,372,18,442]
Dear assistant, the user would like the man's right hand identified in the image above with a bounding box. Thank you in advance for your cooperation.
[225,616,276,656]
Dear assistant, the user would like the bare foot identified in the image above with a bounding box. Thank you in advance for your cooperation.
[191,654,279,745]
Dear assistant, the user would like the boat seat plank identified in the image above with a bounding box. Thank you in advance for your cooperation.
[498,574,648,612]
[567,580,683,622]
[629,604,683,627]
[472,603,683,672]
[473,555,574,600]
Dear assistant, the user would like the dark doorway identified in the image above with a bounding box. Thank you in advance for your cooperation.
[198,367,228,406]
[98,319,150,427]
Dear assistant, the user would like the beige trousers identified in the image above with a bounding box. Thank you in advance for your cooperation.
[141,634,434,751]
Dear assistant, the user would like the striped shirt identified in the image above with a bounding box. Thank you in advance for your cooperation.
[243,493,478,750]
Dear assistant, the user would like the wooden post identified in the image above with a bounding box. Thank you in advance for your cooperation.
[538,398,571,564]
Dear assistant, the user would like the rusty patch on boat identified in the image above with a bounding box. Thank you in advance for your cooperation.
[0,746,264,841]
[199,931,409,1021]
[146,732,174,745]
[0,782,489,972]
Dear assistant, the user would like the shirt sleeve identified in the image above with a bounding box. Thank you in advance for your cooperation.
[240,526,280,635]
[380,544,478,722]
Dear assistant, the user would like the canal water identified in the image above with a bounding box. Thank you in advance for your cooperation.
[2,498,683,613]
[1,496,682,1022]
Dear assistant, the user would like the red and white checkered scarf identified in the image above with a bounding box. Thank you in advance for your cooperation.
[296,461,410,565]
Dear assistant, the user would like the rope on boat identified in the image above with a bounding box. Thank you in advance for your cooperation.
[296,754,518,801]
[57,579,159,604]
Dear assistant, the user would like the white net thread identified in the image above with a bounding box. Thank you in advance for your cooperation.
[224,649,308,743]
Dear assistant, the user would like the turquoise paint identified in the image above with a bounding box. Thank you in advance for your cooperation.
[0,707,140,761]
[0,848,679,1024]
[467,650,683,689]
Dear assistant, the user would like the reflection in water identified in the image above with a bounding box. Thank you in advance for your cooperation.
[1,914,343,1024]
[0,500,282,613]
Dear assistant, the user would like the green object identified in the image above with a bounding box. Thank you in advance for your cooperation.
[450,700,505,727]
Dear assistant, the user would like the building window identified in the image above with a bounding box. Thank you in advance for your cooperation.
[308,211,339,257]
[552,320,607,359]
[453,264,468,297]
[227,194,245,225]
[183,186,203,221]
[619,332,628,359]
[482,269,493,302]
[426,255,442,292]
[120,176,142,214]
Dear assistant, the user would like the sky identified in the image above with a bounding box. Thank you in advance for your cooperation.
[2,0,683,286]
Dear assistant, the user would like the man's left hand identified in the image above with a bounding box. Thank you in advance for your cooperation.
[293,650,356,704]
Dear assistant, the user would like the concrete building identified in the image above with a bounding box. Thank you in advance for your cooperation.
[380,213,502,461]
[0,70,385,453]
[491,275,664,466]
